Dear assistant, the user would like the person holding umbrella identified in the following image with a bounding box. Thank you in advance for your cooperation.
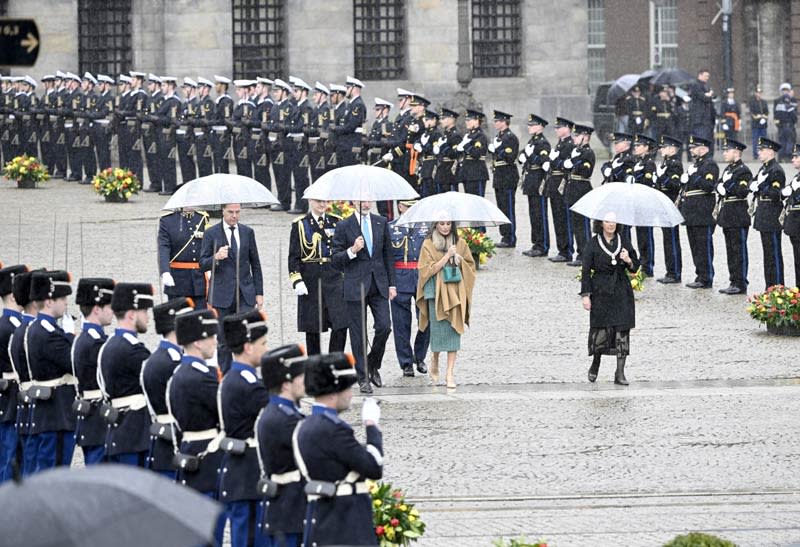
[580,216,640,386]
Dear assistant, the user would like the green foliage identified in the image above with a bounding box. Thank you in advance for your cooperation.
[663,532,737,547]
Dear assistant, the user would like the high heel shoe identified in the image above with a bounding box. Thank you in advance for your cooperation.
[430,361,440,384]
[588,355,601,383]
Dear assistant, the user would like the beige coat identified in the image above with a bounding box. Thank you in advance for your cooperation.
[415,238,476,334]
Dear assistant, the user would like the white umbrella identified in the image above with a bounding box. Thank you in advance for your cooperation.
[394,191,511,228]
[303,165,419,202]
[161,174,279,211]
[570,182,684,228]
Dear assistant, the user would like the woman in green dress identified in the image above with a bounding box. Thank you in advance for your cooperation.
[416,221,476,388]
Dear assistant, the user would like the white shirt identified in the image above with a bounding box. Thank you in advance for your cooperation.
[224,223,240,250]
[347,213,372,259]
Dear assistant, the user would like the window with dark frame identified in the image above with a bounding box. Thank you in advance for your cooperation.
[78,0,132,77]
[354,0,406,81]
[472,0,522,78]
[0,0,8,16]
[232,0,286,79]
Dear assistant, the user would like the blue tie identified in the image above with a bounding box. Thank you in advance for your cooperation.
[361,215,372,257]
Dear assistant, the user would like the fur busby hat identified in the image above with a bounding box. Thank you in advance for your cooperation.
[260,344,306,390]
[152,297,195,335]
[29,271,72,301]
[75,278,115,307]
[12,269,43,307]
[223,310,268,350]
[111,283,155,312]
[175,308,218,346]
[0,265,29,297]
[304,352,358,396]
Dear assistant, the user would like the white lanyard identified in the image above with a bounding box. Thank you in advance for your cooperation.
[597,234,621,265]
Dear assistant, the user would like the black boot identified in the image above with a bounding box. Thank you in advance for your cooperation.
[614,355,629,386]
[588,354,601,382]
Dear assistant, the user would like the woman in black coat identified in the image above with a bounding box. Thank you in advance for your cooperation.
[580,218,640,385]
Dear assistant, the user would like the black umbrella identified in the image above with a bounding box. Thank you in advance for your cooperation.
[606,74,640,106]
[651,68,694,86]
[637,69,658,86]
[0,464,221,547]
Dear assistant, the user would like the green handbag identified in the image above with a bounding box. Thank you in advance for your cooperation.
[442,259,462,283]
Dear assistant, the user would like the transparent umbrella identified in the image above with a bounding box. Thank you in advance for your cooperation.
[394,191,511,228]
[606,74,641,106]
[161,173,279,211]
[570,182,684,228]
[303,164,419,202]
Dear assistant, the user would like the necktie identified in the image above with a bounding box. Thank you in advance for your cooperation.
[229,226,238,258]
[361,215,372,257]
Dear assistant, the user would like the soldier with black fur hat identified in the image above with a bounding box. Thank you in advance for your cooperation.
[255,343,307,547]
[98,282,154,466]
[293,352,383,546]
[26,270,77,472]
[218,310,270,547]
[71,277,115,465]
[140,297,195,478]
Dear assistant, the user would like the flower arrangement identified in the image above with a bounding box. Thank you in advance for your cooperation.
[662,532,736,547]
[3,155,49,188]
[492,537,548,547]
[369,480,425,546]
[92,167,141,201]
[746,285,800,330]
[457,227,495,266]
[327,200,355,219]
[575,267,645,291]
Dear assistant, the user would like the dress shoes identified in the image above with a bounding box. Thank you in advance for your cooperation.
[143,186,160,193]
[657,276,680,284]
[685,281,712,289]
[566,260,582,267]
[495,240,514,248]
[719,286,745,295]
[369,368,383,388]
[415,360,428,374]
[66,175,81,182]
[522,248,547,257]
[401,364,415,377]
[286,208,304,215]
[270,204,288,212]
[359,381,373,394]
[78,178,91,185]
[158,190,174,196]
[548,254,569,263]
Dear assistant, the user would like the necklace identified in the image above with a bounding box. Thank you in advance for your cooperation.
[597,234,621,265]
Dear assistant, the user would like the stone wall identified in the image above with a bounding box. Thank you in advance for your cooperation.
[7,0,78,76]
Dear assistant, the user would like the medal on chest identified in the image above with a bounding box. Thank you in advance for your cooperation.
[597,234,621,265]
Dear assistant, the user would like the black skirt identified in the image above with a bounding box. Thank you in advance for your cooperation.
[588,327,630,356]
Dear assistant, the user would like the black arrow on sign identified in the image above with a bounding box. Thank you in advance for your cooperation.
[0,19,40,67]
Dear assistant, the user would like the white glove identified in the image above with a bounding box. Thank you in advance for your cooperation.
[435,137,445,147]
[459,134,471,145]
[722,123,729,131]
[563,159,573,169]
[525,143,534,156]
[433,145,441,155]
[161,272,175,288]
[570,147,581,158]
[722,171,733,182]
[749,180,759,192]
[611,157,623,169]
[760,118,767,126]
[61,313,75,334]
[408,122,419,133]
[792,177,800,191]
[757,170,768,185]
[680,173,689,184]
[633,163,643,172]
[413,142,422,153]
[294,281,308,296]
[548,149,559,160]
[716,183,727,196]
[542,161,551,172]
[493,138,501,149]
[656,164,666,178]
[781,185,792,197]
[487,142,496,153]
[625,175,635,184]
[635,116,642,125]
[518,152,527,164]
[361,397,380,425]
[602,166,612,178]
[381,152,393,162]
[420,133,430,145]
[455,142,466,152]
[687,165,698,175]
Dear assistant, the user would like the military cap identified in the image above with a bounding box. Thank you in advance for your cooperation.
[213,75,231,84]
[273,78,293,93]
[793,144,800,157]
[721,138,747,151]
[293,78,312,92]
[612,132,633,142]
[161,76,177,84]
[75,278,115,307]
[493,110,512,122]
[687,135,712,148]
[197,77,213,87]
[409,94,430,107]
[346,75,364,88]
[631,84,641,93]
[465,109,485,120]
[12,270,39,308]
[65,72,82,83]
[182,77,197,87]
[23,76,37,89]
[82,72,97,85]
[233,79,255,88]
[396,87,414,98]
[304,352,358,396]
[223,310,268,349]
[554,117,574,128]
[527,114,548,127]
[314,81,329,95]
[659,135,683,148]
[329,83,347,94]
[148,73,161,83]
[153,297,195,335]
[374,98,392,109]
[175,308,218,346]
[398,199,418,207]
[111,282,155,312]
[573,123,595,136]
[440,108,459,119]
[632,134,655,147]
[260,344,306,390]
[55,70,66,79]
[41,75,55,82]
[758,136,781,151]
[129,71,146,78]
[118,74,133,84]
[725,87,735,94]
[257,77,274,86]
[780,82,792,91]
[30,271,72,301]
[97,74,114,85]
[0,265,28,296]
[424,108,439,120]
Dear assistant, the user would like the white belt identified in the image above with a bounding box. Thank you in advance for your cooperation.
[111,393,147,410]
[355,127,364,134]
[95,119,110,125]
[685,190,710,197]
[49,115,58,122]
[2,372,18,381]
[287,132,303,139]
[33,374,77,388]
[194,130,205,136]
[176,129,186,135]
[64,122,73,129]
[337,481,368,495]
[182,428,218,442]
[82,389,102,400]
[251,128,262,134]
[7,115,15,120]
[212,125,227,132]
[271,469,301,484]
[19,381,33,391]
[155,413,176,425]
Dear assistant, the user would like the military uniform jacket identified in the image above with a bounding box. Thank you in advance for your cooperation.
[256,396,306,535]
[749,98,769,129]
[213,94,234,129]
[519,133,551,196]
[0,309,23,424]
[457,127,489,182]
[296,405,383,546]
[774,96,797,127]
[783,172,800,237]
[72,322,108,447]
[753,158,785,232]
[218,361,268,502]
[625,95,649,132]
[655,155,684,202]
[416,128,441,180]
[491,128,519,190]
[26,314,76,434]
[288,98,313,146]
[628,154,656,188]
[195,96,216,128]
[716,160,752,228]
[231,99,255,137]
[546,136,575,196]
[390,221,428,294]
[433,126,461,186]
[332,95,366,152]
[141,340,182,470]
[8,317,34,431]
[679,153,718,226]
[158,210,209,298]
[99,329,152,455]
[365,116,392,161]
[564,144,595,206]
[289,213,348,332]
[155,94,181,131]
[386,109,412,170]
[88,90,113,124]
[649,99,674,134]
[266,99,294,154]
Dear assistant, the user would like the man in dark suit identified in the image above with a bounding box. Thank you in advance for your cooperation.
[200,202,264,373]
[332,201,396,394]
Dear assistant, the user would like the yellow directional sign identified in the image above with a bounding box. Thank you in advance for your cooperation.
[0,19,40,67]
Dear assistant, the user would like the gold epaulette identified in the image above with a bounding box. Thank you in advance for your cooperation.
[160,210,174,217]
[328,212,342,220]
[292,214,306,223]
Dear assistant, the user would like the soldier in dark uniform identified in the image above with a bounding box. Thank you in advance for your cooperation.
[158,208,210,309]
[231,80,256,179]
[141,74,163,192]
[74,73,98,184]
[25,271,76,472]
[60,73,83,181]
[545,117,576,262]
[114,74,133,177]
[141,298,193,478]
[152,76,180,194]
[255,344,307,547]
[50,73,70,178]
[252,77,274,191]
[168,308,226,545]
[331,76,366,168]
[624,86,648,135]
[286,78,313,214]
[564,124,596,266]
[325,84,348,173]
[218,311,270,547]
[654,135,684,284]
[308,82,331,183]
[749,86,769,159]
[176,78,199,186]
[0,265,27,481]
[294,352,383,547]
[519,114,552,258]
[267,79,296,212]
[383,89,413,184]
[365,98,392,168]
[35,76,54,169]
[750,137,786,289]
[599,132,635,184]
[211,75,234,174]
[432,108,461,195]
[383,93,426,191]
[674,95,693,161]
[715,138,753,295]
[90,75,115,171]
[456,109,489,197]
[625,134,657,276]
[389,201,429,377]
[127,71,149,185]
[679,135,719,289]
[720,88,741,141]
[649,85,674,144]
[19,76,40,159]
[782,144,800,288]
[0,77,12,166]
[98,282,154,466]
[194,77,217,177]
[415,109,441,199]
[288,199,348,356]
[774,83,797,162]
[488,110,520,247]
[71,278,115,466]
